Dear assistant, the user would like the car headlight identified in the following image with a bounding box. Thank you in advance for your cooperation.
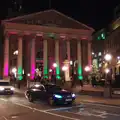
[54,94,63,99]
[11,87,15,91]
[0,87,4,91]
[72,93,76,98]
[34,84,40,87]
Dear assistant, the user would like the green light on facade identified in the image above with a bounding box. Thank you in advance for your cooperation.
[78,65,83,80]
[48,33,56,39]
[43,66,48,78]
[18,67,23,80]
[56,75,61,79]
[44,75,48,79]
[56,65,60,80]
[101,33,105,40]
[97,36,101,40]
[78,75,83,80]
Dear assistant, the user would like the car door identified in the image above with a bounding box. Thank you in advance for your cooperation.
[39,85,47,100]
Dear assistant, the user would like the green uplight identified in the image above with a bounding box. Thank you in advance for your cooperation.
[56,75,61,79]
[78,65,83,80]
[44,75,48,79]
[18,67,23,80]
[56,65,60,80]
[78,75,83,80]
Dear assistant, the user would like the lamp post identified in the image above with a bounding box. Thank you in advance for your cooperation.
[84,66,91,84]
[104,53,112,98]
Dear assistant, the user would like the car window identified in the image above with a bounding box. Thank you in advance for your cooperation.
[39,86,45,91]
[31,85,45,91]
[0,82,10,86]
[45,85,61,91]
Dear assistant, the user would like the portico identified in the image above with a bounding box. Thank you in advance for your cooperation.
[1,9,94,81]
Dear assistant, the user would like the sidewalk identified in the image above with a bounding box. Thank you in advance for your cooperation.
[76,95,120,106]
[63,84,104,97]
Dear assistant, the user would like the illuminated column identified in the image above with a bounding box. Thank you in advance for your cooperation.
[43,39,48,78]
[55,40,60,79]
[66,40,70,61]
[66,40,70,79]
[3,33,9,78]
[77,40,83,80]
[88,41,92,67]
[30,37,36,79]
[17,35,23,80]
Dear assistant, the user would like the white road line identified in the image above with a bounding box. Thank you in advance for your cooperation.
[0,99,80,120]
[0,98,8,102]
[2,116,8,120]
[45,104,84,112]
[81,101,120,109]
[66,111,107,119]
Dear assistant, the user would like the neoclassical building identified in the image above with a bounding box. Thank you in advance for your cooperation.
[1,9,94,81]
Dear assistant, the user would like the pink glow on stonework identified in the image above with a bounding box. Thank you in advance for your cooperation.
[30,64,35,80]
[9,32,17,35]
[81,37,87,40]
[3,62,8,76]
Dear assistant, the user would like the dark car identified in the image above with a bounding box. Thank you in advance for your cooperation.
[25,83,76,105]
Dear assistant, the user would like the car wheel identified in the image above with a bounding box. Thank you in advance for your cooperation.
[48,97,54,106]
[28,94,34,102]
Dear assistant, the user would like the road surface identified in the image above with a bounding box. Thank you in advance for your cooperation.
[0,92,120,120]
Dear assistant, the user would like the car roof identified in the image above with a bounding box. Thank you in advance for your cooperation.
[0,80,10,82]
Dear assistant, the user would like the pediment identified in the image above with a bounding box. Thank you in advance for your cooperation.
[3,9,93,31]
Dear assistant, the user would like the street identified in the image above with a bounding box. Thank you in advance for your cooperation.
[0,92,120,120]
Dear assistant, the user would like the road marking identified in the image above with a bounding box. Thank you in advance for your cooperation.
[0,98,8,102]
[45,104,84,112]
[2,116,8,120]
[81,101,120,109]
[2,101,80,120]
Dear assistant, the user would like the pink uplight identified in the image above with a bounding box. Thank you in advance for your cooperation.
[3,62,8,76]
[30,64,35,79]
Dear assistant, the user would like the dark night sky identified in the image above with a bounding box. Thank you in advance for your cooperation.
[0,0,120,30]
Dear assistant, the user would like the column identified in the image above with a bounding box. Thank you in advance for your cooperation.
[88,41,92,67]
[43,39,48,78]
[66,40,71,81]
[66,40,70,61]
[55,40,60,79]
[30,38,36,79]
[17,35,23,80]
[77,40,83,80]
[3,33,9,78]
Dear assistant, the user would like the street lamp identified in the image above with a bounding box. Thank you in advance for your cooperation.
[84,66,90,72]
[62,66,68,71]
[53,63,57,67]
[104,54,112,61]
[105,68,110,74]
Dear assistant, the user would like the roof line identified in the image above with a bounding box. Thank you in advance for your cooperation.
[53,10,94,31]
[3,9,94,31]
[3,9,54,22]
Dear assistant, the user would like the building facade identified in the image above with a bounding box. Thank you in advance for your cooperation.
[1,9,94,81]
[104,17,120,75]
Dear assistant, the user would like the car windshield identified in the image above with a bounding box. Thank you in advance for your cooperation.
[46,85,62,91]
[0,82,10,86]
